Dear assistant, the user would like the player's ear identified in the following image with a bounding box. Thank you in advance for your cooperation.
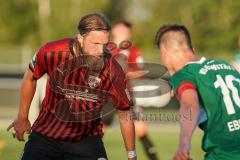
[77,34,83,46]
[161,46,168,57]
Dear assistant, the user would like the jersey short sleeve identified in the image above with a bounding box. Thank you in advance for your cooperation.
[170,68,197,94]
[29,46,47,80]
[128,47,143,63]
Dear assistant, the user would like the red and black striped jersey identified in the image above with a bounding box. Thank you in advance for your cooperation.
[29,38,133,142]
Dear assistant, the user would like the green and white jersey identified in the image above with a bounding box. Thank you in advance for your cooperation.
[170,57,240,153]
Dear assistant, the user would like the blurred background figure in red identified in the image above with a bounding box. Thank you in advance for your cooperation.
[103,21,159,160]
[232,36,240,72]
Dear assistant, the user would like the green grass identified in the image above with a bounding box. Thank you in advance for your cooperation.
[104,124,204,160]
[0,123,204,160]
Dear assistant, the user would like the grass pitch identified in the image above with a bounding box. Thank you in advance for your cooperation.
[0,123,204,160]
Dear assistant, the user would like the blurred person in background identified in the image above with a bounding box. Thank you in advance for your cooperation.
[231,36,240,72]
[155,23,240,160]
[7,13,136,160]
[103,21,159,160]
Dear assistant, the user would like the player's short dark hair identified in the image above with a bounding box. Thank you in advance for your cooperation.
[78,13,111,35]
[115,20,132,29]
[155,23,193,50]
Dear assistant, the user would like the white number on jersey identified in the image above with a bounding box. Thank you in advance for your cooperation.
[214,75,240,115]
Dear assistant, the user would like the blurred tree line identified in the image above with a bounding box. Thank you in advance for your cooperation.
[0,0,240,60]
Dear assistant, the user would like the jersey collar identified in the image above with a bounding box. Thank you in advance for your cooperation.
[185,57,206,66]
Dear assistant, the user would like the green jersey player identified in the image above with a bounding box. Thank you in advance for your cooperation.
[155,24,240,160]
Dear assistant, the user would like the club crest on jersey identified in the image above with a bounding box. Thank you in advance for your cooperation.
[88,75,101,88]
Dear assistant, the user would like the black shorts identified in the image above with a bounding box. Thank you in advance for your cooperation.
[20,132,108,160]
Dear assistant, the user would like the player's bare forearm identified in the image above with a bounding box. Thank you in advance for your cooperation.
[173,89,200,160]
[18,69,37,120]
[117,109,136,159]
[7,69,36,141]
[179,89,200,147]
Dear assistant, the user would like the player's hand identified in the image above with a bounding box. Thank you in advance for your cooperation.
[7,117,31,141]
[172,144,192,160]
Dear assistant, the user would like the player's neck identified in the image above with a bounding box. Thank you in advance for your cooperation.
[185,53,197,63]
[172,52,197,74]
